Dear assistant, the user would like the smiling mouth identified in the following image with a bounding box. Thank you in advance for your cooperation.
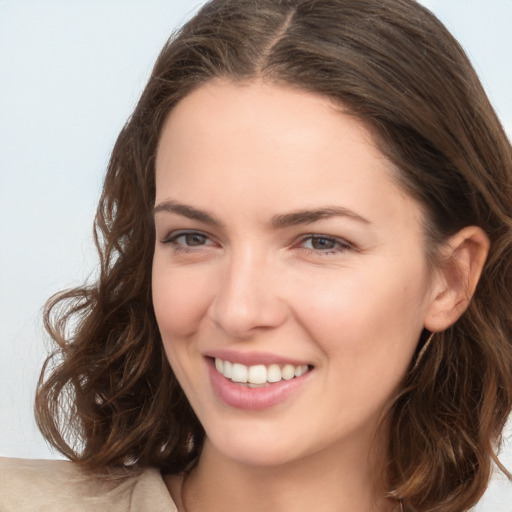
[213,358,312,387]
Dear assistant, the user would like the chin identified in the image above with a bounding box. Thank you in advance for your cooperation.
[217,442,299,467]
[205,423,309,468]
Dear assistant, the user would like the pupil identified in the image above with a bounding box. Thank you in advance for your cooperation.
[186,233,206,246]
[312,237,334,250]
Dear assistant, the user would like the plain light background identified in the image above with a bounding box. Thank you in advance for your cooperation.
[1,1,511,509]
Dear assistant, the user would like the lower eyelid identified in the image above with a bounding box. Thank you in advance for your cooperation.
[161,230,212,246]
[298,235,351,252]
[160,231,351,253]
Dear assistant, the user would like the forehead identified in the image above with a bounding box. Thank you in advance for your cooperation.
[154,79,422,231]
[156,79,377,165]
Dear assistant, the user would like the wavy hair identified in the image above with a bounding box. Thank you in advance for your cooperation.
[36,0,512,510]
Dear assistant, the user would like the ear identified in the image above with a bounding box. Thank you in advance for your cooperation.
[424,226,490,332]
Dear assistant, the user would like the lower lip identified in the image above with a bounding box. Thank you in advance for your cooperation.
[207,359,311,410]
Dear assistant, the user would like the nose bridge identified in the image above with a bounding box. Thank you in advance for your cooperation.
[209,242,286,337]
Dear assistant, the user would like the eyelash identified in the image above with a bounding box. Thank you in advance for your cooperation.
[296,234,352,255]
[161,230,216,253]
[161,230,352,255]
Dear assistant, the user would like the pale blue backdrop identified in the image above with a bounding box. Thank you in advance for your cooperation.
[1,1,511,509]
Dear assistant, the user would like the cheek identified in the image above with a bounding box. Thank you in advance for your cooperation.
[290,270,429,430]
[152,260,214,340]
[290,263,429,364]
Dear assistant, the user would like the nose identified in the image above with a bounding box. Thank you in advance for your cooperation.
[208,248,288,339]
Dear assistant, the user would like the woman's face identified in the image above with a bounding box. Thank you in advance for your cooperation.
[152,80,437,467]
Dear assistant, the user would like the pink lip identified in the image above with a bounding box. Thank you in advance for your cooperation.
[207,358,312,411]
[205,349,310,367]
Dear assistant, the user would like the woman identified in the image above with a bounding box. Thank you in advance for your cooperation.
[1,0,511,511]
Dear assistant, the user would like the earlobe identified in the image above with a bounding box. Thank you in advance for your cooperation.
[424,226,490,333]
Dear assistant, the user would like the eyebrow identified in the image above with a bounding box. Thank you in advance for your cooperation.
[271,207,370,228]
[153,200,225,227]
[153,200,370,228]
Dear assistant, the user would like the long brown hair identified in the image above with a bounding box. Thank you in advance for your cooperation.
[36,1,512,510]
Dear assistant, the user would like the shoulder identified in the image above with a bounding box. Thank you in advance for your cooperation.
[0,457,177,512]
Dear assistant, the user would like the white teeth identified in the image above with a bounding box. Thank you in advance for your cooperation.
[223,360,233,379]
[214,358,310,385]
[281,364,295,380]
[248,364,267,385]
[231,363,248,383]
[295,365,308,377]
[267,364,282,383]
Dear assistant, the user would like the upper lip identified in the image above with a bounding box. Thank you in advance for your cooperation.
[205,349,311,367]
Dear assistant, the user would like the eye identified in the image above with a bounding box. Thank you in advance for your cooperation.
[161,230,215,250]
[298,234,351,254]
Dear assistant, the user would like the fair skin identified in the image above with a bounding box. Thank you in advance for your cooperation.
[152,80,489,512]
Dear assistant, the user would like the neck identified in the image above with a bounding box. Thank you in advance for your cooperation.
[172,432,396,512]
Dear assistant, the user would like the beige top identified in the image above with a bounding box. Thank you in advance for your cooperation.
[0,457,178,512]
